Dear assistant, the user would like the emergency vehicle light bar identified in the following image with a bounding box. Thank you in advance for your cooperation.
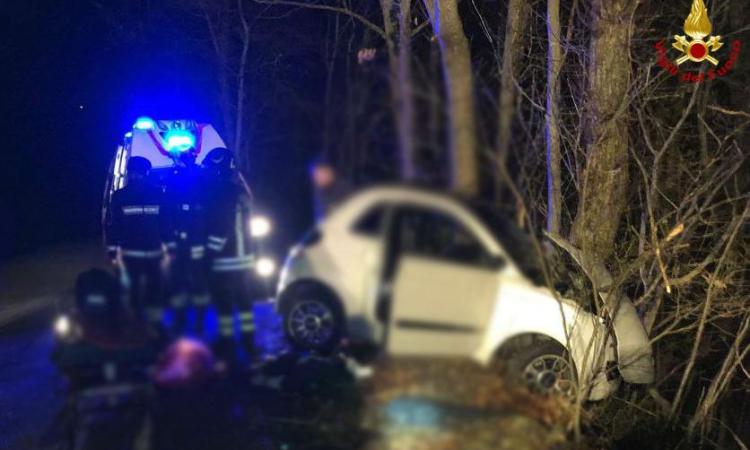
[133,116,156,130]
[164,129,196,153]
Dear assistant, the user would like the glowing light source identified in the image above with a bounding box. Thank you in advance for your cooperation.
[124,131,133,139]
[165,130,196,153]
[54,315,71,337]
[256,257,276,278]
[133,116,156,130]
[250,216,272,238]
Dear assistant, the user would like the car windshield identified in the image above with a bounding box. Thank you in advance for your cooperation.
[466,203,546,285]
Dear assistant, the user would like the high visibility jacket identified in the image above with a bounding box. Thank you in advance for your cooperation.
[106,181,168,258]
[204,179,255,272]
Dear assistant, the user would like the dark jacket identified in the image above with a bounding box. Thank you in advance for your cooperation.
[163,167,208,252]
[106,180,168,257]
[204,178,255,272]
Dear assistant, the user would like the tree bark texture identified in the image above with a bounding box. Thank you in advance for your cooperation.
[545,0,563,234]
[497,0,528,166]
[380,0,416,180]
[235,0,251,172]
[425,0,479,196]
[571,0,636,266]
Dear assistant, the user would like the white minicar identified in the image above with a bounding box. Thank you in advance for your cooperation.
[275,185,655,400]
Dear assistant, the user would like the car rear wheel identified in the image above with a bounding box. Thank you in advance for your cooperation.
[281,289,343,354]
[506,341,577,399]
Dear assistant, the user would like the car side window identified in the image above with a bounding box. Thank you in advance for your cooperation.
[352,204,387,236]
[395,207,489,266]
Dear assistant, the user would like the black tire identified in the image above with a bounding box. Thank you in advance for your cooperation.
[280,286,344,355]
[505,340,578,398]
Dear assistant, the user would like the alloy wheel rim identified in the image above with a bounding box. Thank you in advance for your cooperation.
[522,354,576,398]
[288,300,335,347]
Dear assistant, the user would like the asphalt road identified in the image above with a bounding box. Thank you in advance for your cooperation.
[0,243,105,449]
[0,310,63,450]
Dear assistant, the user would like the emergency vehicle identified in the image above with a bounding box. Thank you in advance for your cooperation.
[102,118,225,244]
[103,117,227,212]
[101,117,276,279]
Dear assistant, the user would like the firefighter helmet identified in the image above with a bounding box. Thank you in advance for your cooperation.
[126,156,152,177]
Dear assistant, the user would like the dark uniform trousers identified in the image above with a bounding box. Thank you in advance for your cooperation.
[204,179,260,359]
[207,246,259,355]
[120,250,163,324]
[168,240,210,315]
[163,170,211,333]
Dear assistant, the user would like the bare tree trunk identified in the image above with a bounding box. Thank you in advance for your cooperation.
[201,1,234,150]
[571,0,636,265]
[424,0,479,196]
[397,0,415,179]
[545,0,562,234]
[496,0,528,170]
[381,0,416,180]
[323,16,342,159]
[235,0,251,172]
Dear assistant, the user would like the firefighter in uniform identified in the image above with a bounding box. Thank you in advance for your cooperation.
[163,151,211,335]
[52,268,157,388]
[52,269,157,450]
[106,157,168,329]
[202,148,260,362]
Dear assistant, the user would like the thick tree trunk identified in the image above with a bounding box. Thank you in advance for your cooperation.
[496,0,528,168]
[396,0,415,179]
[559,0,654,387]
[571,0,635,266]
[425,0,479,196]
[381,0,416,180]
[545,0,563,234]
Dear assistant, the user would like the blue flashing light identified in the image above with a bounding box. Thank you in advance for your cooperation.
[165,129,196,153]
[133,116,156,131]
[124,131,133,139]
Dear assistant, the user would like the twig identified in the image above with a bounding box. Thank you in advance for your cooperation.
[253,0,387,39]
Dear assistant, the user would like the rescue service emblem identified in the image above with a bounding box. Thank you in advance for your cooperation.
[672,0,722,65]
[654,0,742,83]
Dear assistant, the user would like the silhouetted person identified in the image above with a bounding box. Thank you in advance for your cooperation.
[52,269,157,388]
[203,148,260,364]
[309,157,351,220]
[106,156,168,329]
[163,150,210,334]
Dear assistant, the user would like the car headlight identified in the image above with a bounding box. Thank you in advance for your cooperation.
[54,315,71,337]
[250,216,272,238]
[255,257,276,278]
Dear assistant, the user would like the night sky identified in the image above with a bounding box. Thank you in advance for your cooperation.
[0,0,332,259]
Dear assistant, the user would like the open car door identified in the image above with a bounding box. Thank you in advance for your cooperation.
[382,204,504,356]
[386,257,500,356]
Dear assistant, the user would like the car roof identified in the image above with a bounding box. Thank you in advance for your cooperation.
[329,184,545,284]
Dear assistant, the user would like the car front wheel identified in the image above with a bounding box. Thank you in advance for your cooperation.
[281,290,343,354]
[506,341,577,399]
